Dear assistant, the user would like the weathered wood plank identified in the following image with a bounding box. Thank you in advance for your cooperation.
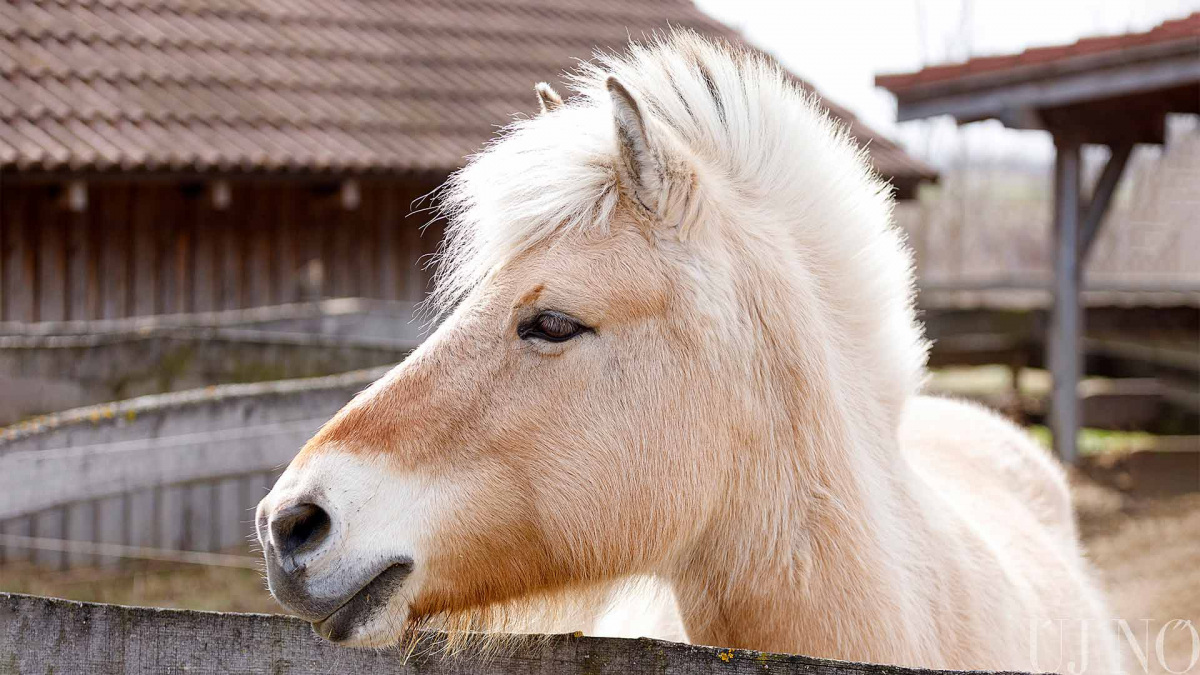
[64,502,95,568]
[0,592,1003,675]
[0,516,32,564]
[332,202,354,298]
[0,420,322,519]
[248,189,272,308]
[96,494,125,568]
[357,192,378,299]
[127,488,156,551]
[66,206,91,320]
[132,188,158,317]
[36,207,66,322]
[192,193,216,313]
[157,485,185,552]
[378,186,399,301]
[32,508,65,569]
[216,477,246,552]
[218,194,242,310]
[171,191,193,314]
[0,184,6,322]
[185,482,215,553]
[100,184,131,319]
[156,187,181,315]
[274,186,300,305]
[3,187,37,321]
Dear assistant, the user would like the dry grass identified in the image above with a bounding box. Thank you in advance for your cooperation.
[0,558,278,614]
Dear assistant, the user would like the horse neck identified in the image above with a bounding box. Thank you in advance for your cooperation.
[669,280,938,662]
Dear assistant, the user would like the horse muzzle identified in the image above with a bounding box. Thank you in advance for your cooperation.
[258,495,414,642]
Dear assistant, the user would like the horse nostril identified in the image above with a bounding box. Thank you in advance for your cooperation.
[271,502,332,559]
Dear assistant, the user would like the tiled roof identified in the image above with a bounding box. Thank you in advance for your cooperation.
[0,0,936,186]
[877,11,1200,92]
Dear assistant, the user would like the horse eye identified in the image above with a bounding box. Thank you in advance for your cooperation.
[519,311,588,343]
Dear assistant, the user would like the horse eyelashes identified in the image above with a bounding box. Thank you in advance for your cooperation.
[519,311,589,342]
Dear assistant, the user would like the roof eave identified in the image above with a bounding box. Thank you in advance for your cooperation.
[878,38,1200,128]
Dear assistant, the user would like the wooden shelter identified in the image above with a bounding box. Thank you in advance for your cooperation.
[877,12,1200,462]
[0,0,936,325]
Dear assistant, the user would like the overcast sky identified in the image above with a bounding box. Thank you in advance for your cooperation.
[694,0,1200,166]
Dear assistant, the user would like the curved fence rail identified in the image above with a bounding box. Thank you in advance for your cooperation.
[0,368,392,570]
[0,593,999,675]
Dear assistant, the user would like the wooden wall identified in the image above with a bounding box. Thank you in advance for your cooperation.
[0,176,447,323]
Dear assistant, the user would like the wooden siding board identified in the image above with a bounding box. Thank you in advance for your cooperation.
[132,186,157,317]
[37,200,67,322]
[66,206,91,320]
[248,191,272,308]
[216,477,245,552]
[155,187,180,315]
[2,186,35,321]
[378,186,399,301]
[127,488,156,551]
[0,516,32,564]
[64,502,95,568]
[359,189,380,299]
[157,485,185,552]
[96,495,125,568]
[186,482,215,553]
[99,184,131,319]
[274,186,298,305]
[191,192,216,313]
[218,192,241,310]
[2,183,38,319]
[32,508,65,569]
[1,177,456,322]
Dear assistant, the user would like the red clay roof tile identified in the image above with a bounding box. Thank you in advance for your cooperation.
[878,11,1200,92]
[1,0,936,184]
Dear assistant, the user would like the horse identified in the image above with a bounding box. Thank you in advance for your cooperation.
[256,32,1119,673]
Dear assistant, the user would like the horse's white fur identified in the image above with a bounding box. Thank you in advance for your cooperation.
[261,33,1119,672]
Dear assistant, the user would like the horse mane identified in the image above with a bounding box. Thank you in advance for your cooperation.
[434,31,925,410]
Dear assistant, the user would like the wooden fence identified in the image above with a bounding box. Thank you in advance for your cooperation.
[0,323,414,424]
[0,368,391,570]
[0,593,1001,675]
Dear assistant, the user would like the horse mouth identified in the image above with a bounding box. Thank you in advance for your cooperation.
[311,561,413,642]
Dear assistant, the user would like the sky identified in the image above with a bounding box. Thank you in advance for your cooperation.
[694,0,1200,167]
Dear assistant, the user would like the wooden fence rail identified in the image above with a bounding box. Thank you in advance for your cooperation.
[0,593,1007,675]
[0,369,391,570]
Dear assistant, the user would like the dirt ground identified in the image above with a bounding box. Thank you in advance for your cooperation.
[2,474,1198,672]
[1072,472,1200,675]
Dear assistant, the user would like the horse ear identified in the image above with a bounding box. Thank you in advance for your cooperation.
[606,76,664,214]
[535,82,563,113]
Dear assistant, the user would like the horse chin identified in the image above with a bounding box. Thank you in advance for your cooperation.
[309,563,414,647]
[315,605,411,648]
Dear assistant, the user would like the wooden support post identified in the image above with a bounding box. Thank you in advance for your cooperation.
[1049,138,1082,464]
[1080,142,1132,260]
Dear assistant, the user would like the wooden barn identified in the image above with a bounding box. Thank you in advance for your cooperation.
[0,0,937,323]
